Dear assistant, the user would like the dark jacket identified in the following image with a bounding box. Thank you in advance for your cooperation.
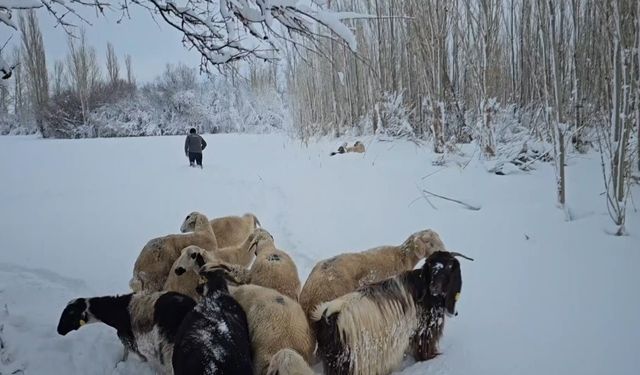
[185,134,207,154]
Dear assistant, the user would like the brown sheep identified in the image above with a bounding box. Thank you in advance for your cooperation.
[180,212,260,248]
[299,229,446,319]
[165,234,259,300]
[267,349,316,375]
[130,212,217,293]
[213,228,260,267]
[200,228,301,300]
[330,141,365,156]
[345,141,365,153]
[199,261,314,375]
[163,246,212,300]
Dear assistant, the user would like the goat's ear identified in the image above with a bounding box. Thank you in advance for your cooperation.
[444,262,462,315]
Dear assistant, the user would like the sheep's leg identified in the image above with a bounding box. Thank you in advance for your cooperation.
[411,332,440,361]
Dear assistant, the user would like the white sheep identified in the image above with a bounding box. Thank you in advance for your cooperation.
[130,212,217,293]
[180,212,260,248]
[299,229,446,319]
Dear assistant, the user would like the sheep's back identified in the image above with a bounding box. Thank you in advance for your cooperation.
[210,215,254,248]
[252,251,301,300]
[233,286,314,373]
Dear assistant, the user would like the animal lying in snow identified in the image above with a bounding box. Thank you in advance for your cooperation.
[199,262,315,375]
[299,229,446,318]
[182,228,301,300]
[312,251,473,375]
[130,212,217,293]
[172,268,253,375]
[330,141,365,156]
[57,291,196,374]
[180,212,261,248]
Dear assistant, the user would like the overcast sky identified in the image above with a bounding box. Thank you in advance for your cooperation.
[28,5,202,83]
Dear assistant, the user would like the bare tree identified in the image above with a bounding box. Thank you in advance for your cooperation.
[124,53,134,87]
[51,60,65,96]
[105,42,119,86]
[12,47,24,118]
[596,0,636,235]
[19,10,49,135]
[0,73,8,113]
[66,29,101,126]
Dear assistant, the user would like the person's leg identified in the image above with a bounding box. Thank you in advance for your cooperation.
[188,152,196,167]
[195,153,203,168]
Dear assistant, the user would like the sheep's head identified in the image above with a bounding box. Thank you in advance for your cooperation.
[422,251,473,316]
[57,298,90,335]
[250,228,275,255]
[196,266,230,295]
[267,348,314,375]
[180,211,207,233]
[405,229,446,259]
[174,246,208,276]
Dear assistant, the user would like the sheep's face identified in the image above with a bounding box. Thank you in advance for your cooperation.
[424,251,462,316]
[174,246,207,275]
[409,230,445,258]
[198,268,230,295]
[57,298,90,335]
[180,211,203,233]
[251,228,275,255]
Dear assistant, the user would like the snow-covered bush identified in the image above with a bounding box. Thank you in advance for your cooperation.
[376,92,414,138]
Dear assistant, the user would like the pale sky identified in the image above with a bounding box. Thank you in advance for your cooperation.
[26,5,202,83]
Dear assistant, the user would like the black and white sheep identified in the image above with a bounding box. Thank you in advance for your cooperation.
[57,291,196,374]
[311,251,472,375]
[172,268,253,375]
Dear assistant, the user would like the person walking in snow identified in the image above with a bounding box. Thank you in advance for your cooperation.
[184,128,207,168]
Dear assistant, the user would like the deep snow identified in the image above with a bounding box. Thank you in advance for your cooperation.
[0,134,638,375]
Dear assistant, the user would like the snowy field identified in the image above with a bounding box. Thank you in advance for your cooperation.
[0,134,638,375]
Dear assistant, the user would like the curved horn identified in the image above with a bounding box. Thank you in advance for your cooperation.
[450,251,474,261]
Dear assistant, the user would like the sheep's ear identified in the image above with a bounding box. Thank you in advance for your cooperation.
[195,253,205,267]
[444,262,462,315]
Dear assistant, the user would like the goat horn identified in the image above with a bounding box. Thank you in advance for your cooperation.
[450,251,474,261]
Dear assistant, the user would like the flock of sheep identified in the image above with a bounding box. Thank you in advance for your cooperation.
[56,211,472,375]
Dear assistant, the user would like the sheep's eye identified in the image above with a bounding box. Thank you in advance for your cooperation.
[191,253,197,259]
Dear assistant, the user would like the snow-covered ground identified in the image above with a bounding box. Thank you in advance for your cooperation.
[0,134,638,375]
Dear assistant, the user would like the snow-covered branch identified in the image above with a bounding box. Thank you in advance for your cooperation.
[1,0,360,73]
[130,0,360,69]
